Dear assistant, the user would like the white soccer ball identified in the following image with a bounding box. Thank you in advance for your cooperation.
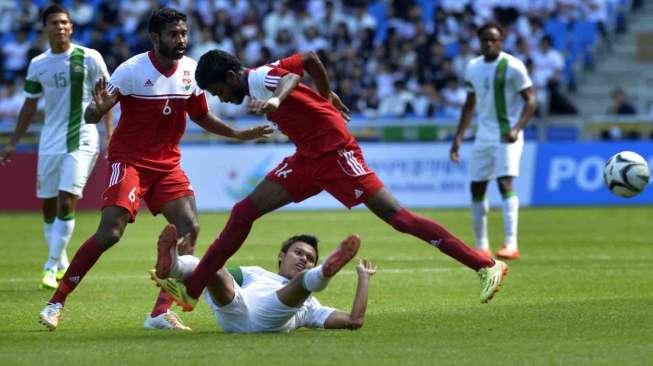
[603,151,650,198]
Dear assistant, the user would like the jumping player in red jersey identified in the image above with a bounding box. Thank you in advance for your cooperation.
[38,8,273,331]
[150,49,509,313]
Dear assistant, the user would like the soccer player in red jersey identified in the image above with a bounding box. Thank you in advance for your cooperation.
[38,8,272,331]
[151,49,510,313]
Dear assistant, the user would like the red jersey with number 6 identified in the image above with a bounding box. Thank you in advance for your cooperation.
[247,53,355,158]
[107,51,208,171]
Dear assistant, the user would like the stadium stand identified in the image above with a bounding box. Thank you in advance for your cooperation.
[0,0,649,145]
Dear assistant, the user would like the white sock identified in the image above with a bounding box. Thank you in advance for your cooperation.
[172,255,199,279]
[301,265,330,292]
[502,194,519,249]
[58,251,69,271]
[43,222,53,247]
[44,218,75,271]
[471,200,490,250]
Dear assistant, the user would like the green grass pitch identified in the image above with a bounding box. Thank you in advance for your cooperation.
[0,207,652,365]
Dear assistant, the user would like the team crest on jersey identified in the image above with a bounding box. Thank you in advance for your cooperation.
[73,65,84,73]
[182,77,192,91]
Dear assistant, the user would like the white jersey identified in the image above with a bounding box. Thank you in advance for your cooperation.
[25,44,109,154]
[207,266,336,333]
[464,52,532,143]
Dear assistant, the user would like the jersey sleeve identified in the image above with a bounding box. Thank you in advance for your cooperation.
[24,60,43,99]
[510,59,533,92]
[248,66,290,99]
[227,266,244,286]
[463,63,475,93]
[186,91,209,118]
[107,62,132,100]
[89,49,110,84]
[299,298,337,329]
[274,53,304,76]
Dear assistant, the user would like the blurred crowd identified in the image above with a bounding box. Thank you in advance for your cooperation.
[0,0,643,126]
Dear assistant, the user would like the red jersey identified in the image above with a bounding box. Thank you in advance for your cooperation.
[247,53,355,158]
[107,51,208,171]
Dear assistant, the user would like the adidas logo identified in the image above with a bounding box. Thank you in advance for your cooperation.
[144,79,154,87]
[354,189,363,199]
[68,276,80,284]
[429,239,442,247]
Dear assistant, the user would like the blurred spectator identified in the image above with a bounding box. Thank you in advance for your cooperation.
[263,1,295,40]
[299,26,329,53]
[532,35,564,86]
[547,79,578,115]
[357,83,381,118]
[0,78,23,126]
[608,88,637,115]
[412,83,439,117]
[440,77,466,119]
[453,40,476,77]
[379,80,415,117]
[190,28,221,61]
[71,0,94,32]
[0,0,19,33]
[2,29,30,81]
[17,0,39,30]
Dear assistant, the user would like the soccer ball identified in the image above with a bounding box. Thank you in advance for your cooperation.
[603,151,650,198]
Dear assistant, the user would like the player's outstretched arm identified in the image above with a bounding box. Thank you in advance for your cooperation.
[85,77,117,124]
[324,259,377,330]
[0,98,38,166]
[450,92,476,163]
[191,111,274,140]
[506,86,537,143]
[300,51,350,121]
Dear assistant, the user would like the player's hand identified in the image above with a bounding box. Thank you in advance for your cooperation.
[0,143,16,166]
[450,141,461,163]
[248,97,280,115]
[356,259,377,279]
[235,125,275,140]
[329,92,351,122]
[92,77,117,113]
[505,128,519,143]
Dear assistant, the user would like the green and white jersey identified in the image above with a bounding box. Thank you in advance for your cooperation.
[464,52,532,143]
[24,45,109,154]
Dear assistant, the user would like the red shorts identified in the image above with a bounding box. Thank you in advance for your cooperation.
[102,162,194,222]
[265,145,384,208]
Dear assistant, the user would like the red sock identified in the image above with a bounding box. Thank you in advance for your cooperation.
[150,291,173,317]
[185,197,260,298]
[50,236,106,305]
[389,208,494,271]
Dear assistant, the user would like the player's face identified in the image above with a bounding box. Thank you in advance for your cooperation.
[479,28,502,59]
[45,13,73,46]
[278,242,317,279]
[155,21,188,60]
[206,77,247,104]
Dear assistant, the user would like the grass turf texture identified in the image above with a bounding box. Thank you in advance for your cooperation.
[0,207,652,365]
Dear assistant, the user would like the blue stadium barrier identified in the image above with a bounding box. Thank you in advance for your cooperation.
[544,19,568,51]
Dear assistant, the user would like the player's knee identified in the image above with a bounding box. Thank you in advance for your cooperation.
[95,225,125,248]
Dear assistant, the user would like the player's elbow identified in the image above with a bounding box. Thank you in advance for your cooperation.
[302,51,320,65]
[347,317,364,330]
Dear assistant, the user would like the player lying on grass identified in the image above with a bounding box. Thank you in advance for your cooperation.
[151,225,375,332]
[151,50,508,313]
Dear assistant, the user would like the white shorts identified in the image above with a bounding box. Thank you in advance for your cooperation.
[469,141,523,182]
[37,147,99,199]
[204,280,299,333]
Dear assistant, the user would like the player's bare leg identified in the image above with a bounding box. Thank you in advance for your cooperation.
[182,179,294,300]
[205,268,236,306]
[471,181,492,258]
[364,187,507,303]
[277,234,360,308]
[146,196,201,329]
[40,206,130,329]
[496,176,520,259]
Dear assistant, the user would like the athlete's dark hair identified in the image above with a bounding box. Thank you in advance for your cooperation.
[41,4,71,26]
[477,21,505,38]
[148,7,187,34]
[278,235,319,268]
[195,49,242,90]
